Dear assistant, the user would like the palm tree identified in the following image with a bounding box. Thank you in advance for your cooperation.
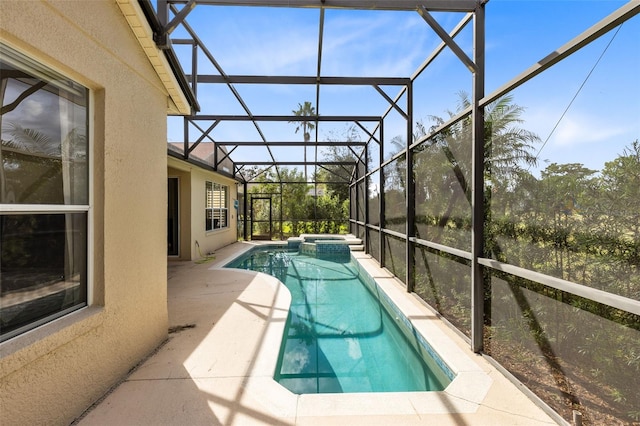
[289,101,316,142]
[3,122,58,155]
[422,91,540,201]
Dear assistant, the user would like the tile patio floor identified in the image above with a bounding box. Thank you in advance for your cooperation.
[76,242,561,426]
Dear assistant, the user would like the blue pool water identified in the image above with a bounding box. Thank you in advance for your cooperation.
[225,247,452,394]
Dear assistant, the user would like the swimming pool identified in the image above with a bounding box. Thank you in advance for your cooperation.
[225,246,453,394]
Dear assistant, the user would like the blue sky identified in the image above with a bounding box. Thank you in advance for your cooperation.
[165,0,639,176]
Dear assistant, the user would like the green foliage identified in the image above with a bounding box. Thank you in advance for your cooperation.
[244,119,357,238]
[247,166,349,238]
[317,124,361,205]
[411,90,640,424]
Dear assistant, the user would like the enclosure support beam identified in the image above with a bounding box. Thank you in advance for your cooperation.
[355,122,379,145]
[216,145,237,170]
[481,0,640,107]
[187,120,220,154]
[280,183,284,240]
[379,120,385,267]
[470,1,486,354]
[373,85,408,120]
[405,82,415,293]
[234,161,356,166]
[189,75,410,85]
[190,115,381,122]
[214,141,366,146]
[169,5,280,180]
[243,181,248,240]
[168,0,478,12]
[417,6,477,73]
[183,116,189,159]
[155,0,196,48]
[213,139,218,171]
[167,0,196,34]
[191,41,198,98]
[364,144,369,251]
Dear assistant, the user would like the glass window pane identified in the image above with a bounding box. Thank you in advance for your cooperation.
[205,182,230,230]
[205,182,212,208]
[205,208,213,231]
[1,213,88,340]
[1,45,88,205]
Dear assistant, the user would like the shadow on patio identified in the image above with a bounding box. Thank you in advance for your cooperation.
[76,243,293,425]
[76,242,559,426]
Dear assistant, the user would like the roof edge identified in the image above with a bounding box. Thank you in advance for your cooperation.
[115,0,197,115]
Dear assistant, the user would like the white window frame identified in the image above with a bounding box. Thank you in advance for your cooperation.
[0,43,92,342]
[205,181,228,231]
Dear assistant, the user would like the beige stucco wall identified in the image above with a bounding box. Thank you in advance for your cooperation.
[168,163,192,261]
[191,167,238,258]
[168,157,238,260]
[0,1,169,424]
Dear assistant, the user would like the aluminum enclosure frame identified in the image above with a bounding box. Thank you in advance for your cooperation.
[149,3,640,404]
[150,0,488,354]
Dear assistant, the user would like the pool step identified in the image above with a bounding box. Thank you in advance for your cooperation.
[349,244,364,251]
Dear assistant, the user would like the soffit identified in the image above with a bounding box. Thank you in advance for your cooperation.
[116,0,192,115]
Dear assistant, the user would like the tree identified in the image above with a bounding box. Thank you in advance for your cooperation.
[248,168,310,237]
[598,140,640,242]
[424,92,540,198]
[409,92,541,248]
[289,101,316,142]
[584,140,640,298]
[316,124,361,204]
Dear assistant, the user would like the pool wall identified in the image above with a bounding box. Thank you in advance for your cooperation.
[354,259,456,384]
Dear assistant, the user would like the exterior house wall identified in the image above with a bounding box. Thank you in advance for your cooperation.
[191,167,238,259]
[168,157,238,261]
[168,165,192,261]
[0,1,169,424]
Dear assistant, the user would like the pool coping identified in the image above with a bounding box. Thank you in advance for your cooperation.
[211,241,493,418]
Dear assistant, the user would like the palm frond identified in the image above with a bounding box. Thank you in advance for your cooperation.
[2,122,59,156]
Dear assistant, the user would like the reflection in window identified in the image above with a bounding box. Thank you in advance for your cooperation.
[0,46,88,205]
[1,44,89,341]
[1,214,88,338]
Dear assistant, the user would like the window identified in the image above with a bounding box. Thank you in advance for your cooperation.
[0,44,89,342]
[205,181,228,231]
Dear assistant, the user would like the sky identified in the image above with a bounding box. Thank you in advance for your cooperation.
[164,0,640,178]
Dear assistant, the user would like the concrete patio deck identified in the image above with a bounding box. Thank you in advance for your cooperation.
[76,241,560,425]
